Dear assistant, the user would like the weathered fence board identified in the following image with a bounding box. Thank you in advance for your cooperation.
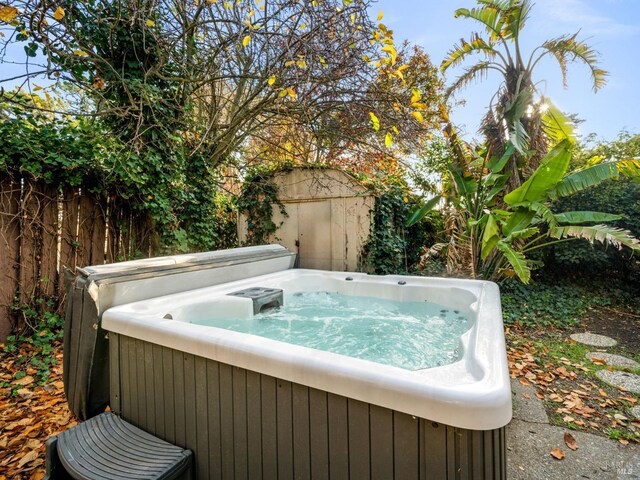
[0,178,21,339]
[0,177,154,339]
[40,185,59,297]
[18,181,40,307]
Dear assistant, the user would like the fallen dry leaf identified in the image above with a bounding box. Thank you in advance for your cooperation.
[17,450,38,469]
[13,375,34,386]
[564,432,578,451]
[550,448,566,460]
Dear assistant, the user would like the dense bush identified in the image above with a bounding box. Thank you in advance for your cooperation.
[548,178,639,276]
[0,108,237,253]
[545,132,640,278]
[362,187,444,275]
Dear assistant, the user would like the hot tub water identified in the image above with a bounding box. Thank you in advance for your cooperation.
[192,291,472,370]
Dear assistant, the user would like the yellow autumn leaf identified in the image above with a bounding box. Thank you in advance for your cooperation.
[392,126,399,134]
[224,1,232,9]
[242,35,251,47]
[369,112,380,132]
[381,45,397,65]
[410,88,421,105]
[295,59,307,68]
[385,132,393,147]
[268,75,276,86]
[53,6,65,21]
[286,87,297,99]
[146,19,155,27]
[377,10,383,21]
[0,6,19,23]
[412,111,424,123]
[73,49,89,56]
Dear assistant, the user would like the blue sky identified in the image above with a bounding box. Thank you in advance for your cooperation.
[374,0,640,143]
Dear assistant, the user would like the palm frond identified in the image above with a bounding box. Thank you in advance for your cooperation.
[502,0,533,41]
[549,158,640,199]
[549,225,640,252]
[445,62,501,97]
[420,242,448,261]
[441,34,499,72]
[454,6,504,42]
[540,34,608,92]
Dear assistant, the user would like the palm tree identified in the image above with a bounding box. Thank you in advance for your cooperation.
[441,0,608,189]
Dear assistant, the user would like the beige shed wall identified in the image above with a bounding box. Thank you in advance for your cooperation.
[238,169,374,271]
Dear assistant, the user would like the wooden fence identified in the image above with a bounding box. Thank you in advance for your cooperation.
[0,177,154,340]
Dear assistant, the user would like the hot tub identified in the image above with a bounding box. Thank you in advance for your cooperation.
[102,265,511,479]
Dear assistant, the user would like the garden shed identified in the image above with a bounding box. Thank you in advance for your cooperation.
[238,168,375,271]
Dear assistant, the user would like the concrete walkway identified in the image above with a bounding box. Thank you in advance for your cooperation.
[507,378,640,479]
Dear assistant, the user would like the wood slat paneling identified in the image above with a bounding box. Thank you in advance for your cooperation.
[112,335,507,480]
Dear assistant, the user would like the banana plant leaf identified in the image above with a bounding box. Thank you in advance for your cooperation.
[405,195,441,227]
[554,211,622,224]
[504,140,571,205]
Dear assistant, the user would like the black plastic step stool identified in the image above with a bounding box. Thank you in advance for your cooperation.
[44,411,193,479]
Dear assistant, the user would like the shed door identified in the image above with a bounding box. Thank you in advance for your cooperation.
[297,201,332,270]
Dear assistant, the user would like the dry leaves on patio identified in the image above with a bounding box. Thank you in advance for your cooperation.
[0,340,77,479]
[506,328,640,445]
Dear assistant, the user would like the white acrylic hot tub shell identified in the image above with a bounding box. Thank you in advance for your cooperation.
[102,270,512,430]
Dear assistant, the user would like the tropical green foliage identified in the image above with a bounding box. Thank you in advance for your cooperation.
[417,140,639,283]
[442,0,607,186]
[548,132,640,276]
